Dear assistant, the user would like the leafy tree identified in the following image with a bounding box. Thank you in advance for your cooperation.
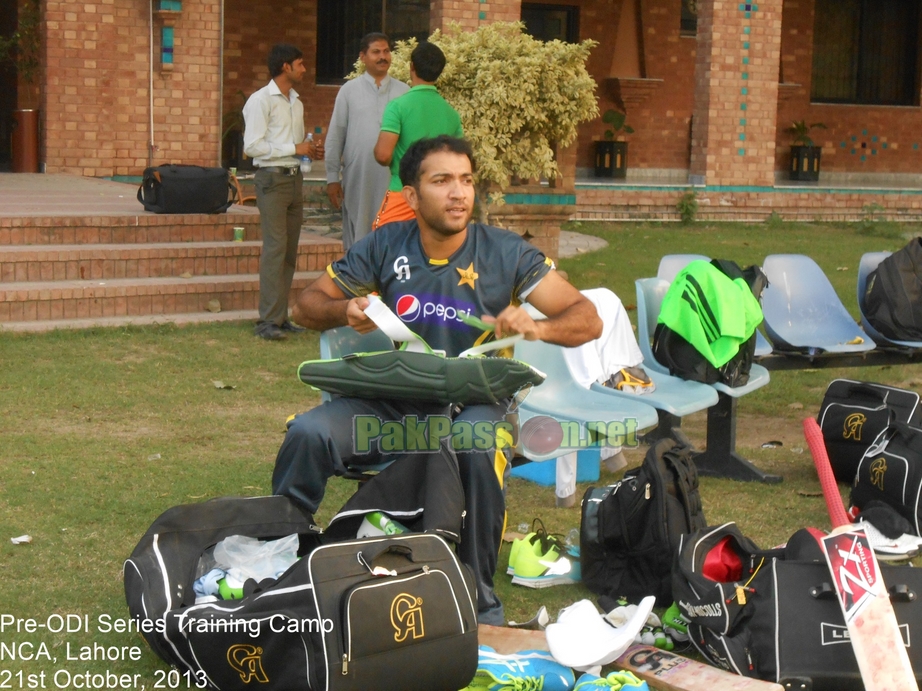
[354,22,599,211]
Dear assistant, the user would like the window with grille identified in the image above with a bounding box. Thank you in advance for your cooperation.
[316,0,429,84]
[521,3,580,43]
[680,0,697,37]
[811,0,920,106]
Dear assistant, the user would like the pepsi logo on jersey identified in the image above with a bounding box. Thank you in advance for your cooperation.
[395,294,475,325]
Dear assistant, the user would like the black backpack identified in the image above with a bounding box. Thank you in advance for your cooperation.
[653,259,768,387]
[579,438,707,605]
[865,237,922,340]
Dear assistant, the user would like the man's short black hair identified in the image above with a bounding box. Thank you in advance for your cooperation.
[410,42,446,83]
[399,136,476,188]
[268,44,303,78]
[360,32,390,53]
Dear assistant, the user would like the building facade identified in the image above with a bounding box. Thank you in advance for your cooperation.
[5,0,920,190]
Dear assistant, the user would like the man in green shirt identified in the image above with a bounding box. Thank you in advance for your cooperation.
[372,42,463,229]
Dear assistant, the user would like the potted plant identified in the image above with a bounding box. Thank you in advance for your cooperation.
[594,109,634,178]
[0,0,42,172]
[788,120,826,182]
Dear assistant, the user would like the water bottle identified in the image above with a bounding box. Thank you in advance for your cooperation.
[300,133,313,174]
[356,511,407,538]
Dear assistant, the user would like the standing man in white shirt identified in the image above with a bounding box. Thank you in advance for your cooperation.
[325,33,409,249]
[243,44,323,341]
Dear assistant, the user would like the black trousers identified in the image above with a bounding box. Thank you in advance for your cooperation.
[271,396,509,624]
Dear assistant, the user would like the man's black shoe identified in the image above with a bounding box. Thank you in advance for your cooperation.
[255,323,287,341]
[280,320,306,333]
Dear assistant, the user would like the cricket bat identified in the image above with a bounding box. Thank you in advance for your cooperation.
[806,416,920,689]
[818,528,919,691]
[478,626,784,691]
[614,645,784,691]
[478,623,550,655]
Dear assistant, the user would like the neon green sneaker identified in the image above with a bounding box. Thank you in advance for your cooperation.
[507,519,578,576]
[574,670,650,690]
[511,541,580,588]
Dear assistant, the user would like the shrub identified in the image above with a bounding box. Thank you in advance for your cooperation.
[353,22,599,206]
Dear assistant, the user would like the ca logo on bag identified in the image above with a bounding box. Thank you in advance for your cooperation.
[870,457,887,491]
[390,593,424,642]
[227,644,270,684]
[843,413,866,441]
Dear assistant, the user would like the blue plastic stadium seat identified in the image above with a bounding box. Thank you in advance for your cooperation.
[761,254,875,355]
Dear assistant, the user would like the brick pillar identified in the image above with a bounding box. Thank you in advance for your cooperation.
[689,0,782,187]
[430,0,521,32]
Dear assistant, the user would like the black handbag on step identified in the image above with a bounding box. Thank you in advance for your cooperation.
[137,164,236,214]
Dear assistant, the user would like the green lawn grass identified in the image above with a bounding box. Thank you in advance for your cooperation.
[0,219,919,684]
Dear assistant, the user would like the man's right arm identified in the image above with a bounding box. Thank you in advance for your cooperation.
[291,273,376,333]
[242,95,274,161]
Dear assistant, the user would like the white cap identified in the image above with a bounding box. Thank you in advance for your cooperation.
[546,596,655,670]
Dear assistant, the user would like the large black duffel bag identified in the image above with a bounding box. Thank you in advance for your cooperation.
[137,164,236,214]
[673,522,922,690]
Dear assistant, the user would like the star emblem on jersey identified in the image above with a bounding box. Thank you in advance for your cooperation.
[456,263,479,289]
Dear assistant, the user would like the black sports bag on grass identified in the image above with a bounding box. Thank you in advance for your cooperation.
[817,379,920,483]
[674,522,922,690]
[137,164,236,214]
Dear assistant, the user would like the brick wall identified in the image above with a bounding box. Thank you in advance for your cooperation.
[44,0,223,177]
[689,0,783,187]
[222,0,336,145]
[569,0,699,174]
[432,0,522,30]
[776,0,922,176]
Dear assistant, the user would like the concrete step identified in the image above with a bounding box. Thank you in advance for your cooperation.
[0,309,265,333]
[0,237,341,282]
[0,212,263,246]
[0,271,323,323]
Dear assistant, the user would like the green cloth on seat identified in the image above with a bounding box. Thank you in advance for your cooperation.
[657,260,763,368]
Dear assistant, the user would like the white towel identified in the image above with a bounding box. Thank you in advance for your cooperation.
[562,288,644,389]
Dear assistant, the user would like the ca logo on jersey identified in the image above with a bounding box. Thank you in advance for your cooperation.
[394,256,411,283]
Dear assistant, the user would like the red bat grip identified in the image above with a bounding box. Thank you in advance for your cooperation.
[803,417,851,528]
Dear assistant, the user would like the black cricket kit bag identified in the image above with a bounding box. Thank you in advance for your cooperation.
[123,496,323,685]
[673,522,922,690]
[580,438,706,605]
[653,259,768,387]
[137,164,236,214]
[817,379,920,483]
[852,421,922,535]
[864,237,922,340]
[125,446,478,691]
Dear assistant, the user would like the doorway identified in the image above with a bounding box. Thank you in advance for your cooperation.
[0,1,17,171]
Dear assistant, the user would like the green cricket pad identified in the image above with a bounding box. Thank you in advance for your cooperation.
[298,350,546,405]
